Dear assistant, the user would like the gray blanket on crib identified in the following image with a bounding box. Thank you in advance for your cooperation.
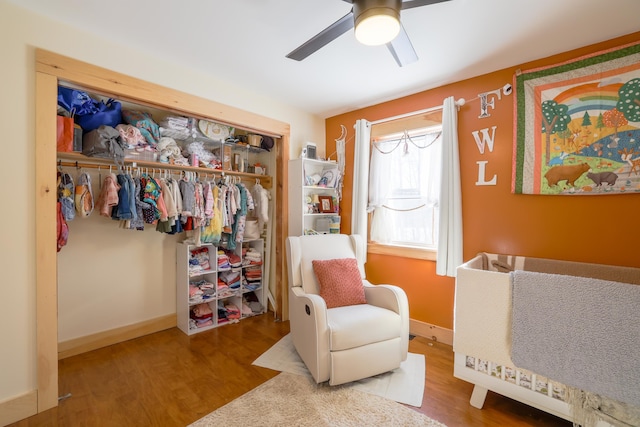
[510,270,640,408]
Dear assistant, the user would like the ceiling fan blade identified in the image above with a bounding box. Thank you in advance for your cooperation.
[400,0,451,10]
[286,12,354,61]
[386,23,418,67]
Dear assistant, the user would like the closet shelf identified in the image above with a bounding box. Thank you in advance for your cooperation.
[57,152,272,189]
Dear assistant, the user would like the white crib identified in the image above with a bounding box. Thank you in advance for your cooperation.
[453,252,640,426]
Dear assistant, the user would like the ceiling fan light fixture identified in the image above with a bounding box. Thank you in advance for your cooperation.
[354,0,401,46]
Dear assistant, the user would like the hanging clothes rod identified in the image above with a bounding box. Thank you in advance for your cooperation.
[56,158,272,189]
[58,160,181,174]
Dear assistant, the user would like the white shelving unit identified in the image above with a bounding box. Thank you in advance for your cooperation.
[176,240,266,335]
[289,157,341,236]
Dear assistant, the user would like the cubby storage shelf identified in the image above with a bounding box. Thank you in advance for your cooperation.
[177,241,266,336]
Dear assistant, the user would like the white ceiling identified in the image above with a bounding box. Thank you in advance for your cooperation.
[11,0,640,118]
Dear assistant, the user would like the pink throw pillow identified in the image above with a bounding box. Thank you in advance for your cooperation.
[312,258,366,309]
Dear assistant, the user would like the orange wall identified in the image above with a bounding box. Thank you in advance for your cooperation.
[326,31,640,330]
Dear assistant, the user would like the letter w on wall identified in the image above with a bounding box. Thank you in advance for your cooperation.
[471,126,497,154]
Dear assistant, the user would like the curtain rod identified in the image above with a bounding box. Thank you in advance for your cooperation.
[369,99,464,126]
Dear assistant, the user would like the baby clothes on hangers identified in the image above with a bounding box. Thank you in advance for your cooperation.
[165,177,184,234]
[244,183,255,212]
[112,173,133,221]
[142,175,161,222]
[203,181,214,219]
[192,181,205,227]
[56,201,69,252]
[159,177,179,228]
[201,181,224,245]
[179,178,195,219]
[57,171,75,221]
[155,187,172,233]
[96,173,119,218]
[251,181,270,230]
[219,184,231,233]
[74,172,94,218]
[126,174,138,225]
[228,183,248,249]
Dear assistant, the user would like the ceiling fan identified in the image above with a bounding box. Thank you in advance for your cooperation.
[286,0,452,67]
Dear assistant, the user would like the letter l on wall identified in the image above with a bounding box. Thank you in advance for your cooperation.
[476,160,497,186]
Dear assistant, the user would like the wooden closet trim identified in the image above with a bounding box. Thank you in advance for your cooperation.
[35,49,290,412]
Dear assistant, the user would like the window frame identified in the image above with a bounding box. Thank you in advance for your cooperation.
[366,125,442,260]
[367,240,437,261]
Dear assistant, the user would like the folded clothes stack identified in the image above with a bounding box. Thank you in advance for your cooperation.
[216,279,236,298]
[217,300,241,324]
[223,249,242,268]
[242,247,262,266]
[189,302,213,329]
[159,116,191,140]
[224,302,241,320]
[189,246,210,274]
[217,250,231,271]
[188,280,215,304]
[220,270,242,289]
[244,266,262,291]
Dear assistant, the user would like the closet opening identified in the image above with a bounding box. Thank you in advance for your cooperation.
[35,49,290,412]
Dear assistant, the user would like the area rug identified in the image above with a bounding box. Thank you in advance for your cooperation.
[252,334,426,407]
[190,372,445,427]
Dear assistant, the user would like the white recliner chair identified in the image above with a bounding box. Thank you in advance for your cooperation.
[286,234,409,386]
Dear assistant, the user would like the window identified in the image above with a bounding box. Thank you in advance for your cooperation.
[368,123,442,251]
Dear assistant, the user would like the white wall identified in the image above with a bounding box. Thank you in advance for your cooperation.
[0,1,325,404]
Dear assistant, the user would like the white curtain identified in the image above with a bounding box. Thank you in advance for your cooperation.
[436,96,463,277]
[352,119,371,258]
[368,138,390,243]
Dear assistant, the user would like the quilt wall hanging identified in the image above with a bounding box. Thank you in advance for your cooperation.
[512,40,640,195]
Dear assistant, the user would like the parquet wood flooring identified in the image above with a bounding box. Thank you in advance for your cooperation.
[9,314,571,426]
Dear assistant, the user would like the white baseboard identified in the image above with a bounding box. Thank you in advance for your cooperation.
[0,389,37,426]
[409,319,453,346]
[58,314,177,359]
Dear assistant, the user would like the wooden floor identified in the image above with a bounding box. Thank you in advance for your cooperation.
[10,314,572,427]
